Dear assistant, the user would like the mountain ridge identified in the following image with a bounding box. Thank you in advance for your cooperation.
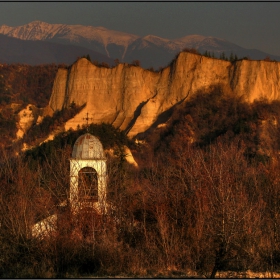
[0,21,279,68]
[0,33,114,65]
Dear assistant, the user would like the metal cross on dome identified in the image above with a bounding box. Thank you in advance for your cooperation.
[83,112,93,131]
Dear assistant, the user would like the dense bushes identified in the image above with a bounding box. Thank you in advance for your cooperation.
[0,109,17,146]
[25,122,129,164]
[3,93,280,277]
[24,103,85,146]
[0,63,65,108]
[0,63,66,148]
[151,87,280,163]
[3,134,280,277]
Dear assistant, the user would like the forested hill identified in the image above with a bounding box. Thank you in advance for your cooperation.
[0,63,62,148]
[0,63,63,108]
[3,57,280,278]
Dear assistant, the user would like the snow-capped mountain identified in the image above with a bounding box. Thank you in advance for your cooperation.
[0,21,279,68]
[0,21,138,45]
[0,21,138,58]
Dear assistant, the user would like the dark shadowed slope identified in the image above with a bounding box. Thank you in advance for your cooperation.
[0,34,114,65]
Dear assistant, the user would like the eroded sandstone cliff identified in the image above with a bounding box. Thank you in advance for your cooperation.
[16,104,41,139]
[46,52,280,137]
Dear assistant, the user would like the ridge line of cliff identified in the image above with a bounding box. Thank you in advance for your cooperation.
[47,53,280,138]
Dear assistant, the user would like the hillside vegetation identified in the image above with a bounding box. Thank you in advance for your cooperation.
[0,63,62,149]
[2,83,280,277]
[0,63,63,107]
[2,53,280,277]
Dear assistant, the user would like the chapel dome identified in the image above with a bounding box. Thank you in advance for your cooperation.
[72,133,105,159]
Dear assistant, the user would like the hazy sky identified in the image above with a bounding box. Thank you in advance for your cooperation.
[0,2,280,56]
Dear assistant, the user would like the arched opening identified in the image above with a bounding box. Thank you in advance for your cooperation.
[78,167,98,202]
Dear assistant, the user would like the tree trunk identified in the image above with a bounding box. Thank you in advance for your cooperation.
[210,263,218,279]
[210,244,226,278]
